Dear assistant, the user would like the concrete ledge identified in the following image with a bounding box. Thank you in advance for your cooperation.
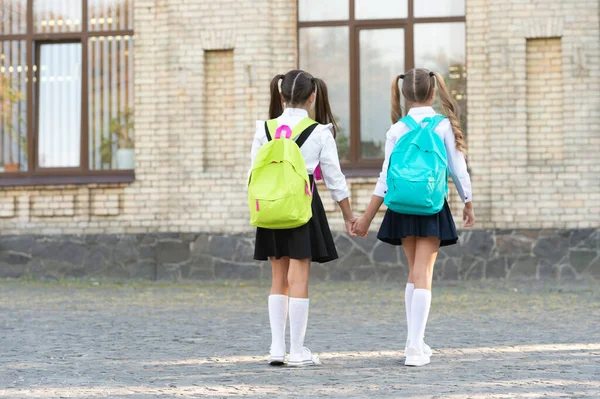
[0,229,598,281]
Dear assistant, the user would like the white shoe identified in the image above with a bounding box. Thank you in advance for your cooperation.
[268,346,286,366]
[404,346,431,367]
[404,340,432,358]
[288,347,322,367]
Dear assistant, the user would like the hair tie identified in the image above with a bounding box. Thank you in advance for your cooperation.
[429,71,435,77]
[399,74,405,79]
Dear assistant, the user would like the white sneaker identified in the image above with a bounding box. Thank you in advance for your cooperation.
[404,339,432,358]
[404,346,431,367]
[268,346,286,366]
[288,347,322,367]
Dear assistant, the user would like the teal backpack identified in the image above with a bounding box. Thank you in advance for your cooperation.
[384,115,448,216]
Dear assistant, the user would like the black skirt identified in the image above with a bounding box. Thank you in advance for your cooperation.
[254,177,338,263]
[377,200,458,247]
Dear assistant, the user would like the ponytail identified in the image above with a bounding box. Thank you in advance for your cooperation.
[268,74,285,119]
[433,72,467,155]
[391,74,403,123]
[312,77,338,138]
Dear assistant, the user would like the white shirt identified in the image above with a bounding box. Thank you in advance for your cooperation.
[250,108,350,202]
[373,106,472,203]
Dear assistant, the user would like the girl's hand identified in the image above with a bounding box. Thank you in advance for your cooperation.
[463,202,475,227]
[345,216,358,237]
[352,216,371,238]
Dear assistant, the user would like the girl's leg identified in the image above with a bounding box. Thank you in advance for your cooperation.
[406,237,440,366]
[287,258,320,366]
[268,257,290,364]
[401,237,417,351]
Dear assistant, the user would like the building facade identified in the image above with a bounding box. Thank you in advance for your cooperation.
[0,0,598,281]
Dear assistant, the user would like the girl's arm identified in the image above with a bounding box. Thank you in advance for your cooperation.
[353,127,396,237]
[318,127,356,234]
[441,119,475,227]
[441,119,472,204]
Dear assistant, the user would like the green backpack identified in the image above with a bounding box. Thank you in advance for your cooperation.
[248,117,318,229]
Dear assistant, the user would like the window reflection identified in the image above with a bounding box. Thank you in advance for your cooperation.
[356,0,407,20]
[299,0,349,22]
[33,0,82,33]
[89,0,134,31]
[0,40,27,172]
[414,23,466,133]
[1,0,27,35]
[37,43,82,168]
[360,29,404,159]
[299,27,350,161]
[414,0,464,18]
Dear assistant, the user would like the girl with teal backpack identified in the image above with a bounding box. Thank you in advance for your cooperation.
[249,70,356,367]
[352,68,475,367]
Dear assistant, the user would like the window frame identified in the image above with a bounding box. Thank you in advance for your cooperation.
[297,0,465,173]
[0,0,135,186]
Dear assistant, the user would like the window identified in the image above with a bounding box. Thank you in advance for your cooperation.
[0,0,134,185]
[298,0,466,169]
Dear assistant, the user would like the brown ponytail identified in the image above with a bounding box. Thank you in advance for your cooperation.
[312,77,338,138]
[433,71,467,155]
[391,74,403,123]
[268,74,285,119]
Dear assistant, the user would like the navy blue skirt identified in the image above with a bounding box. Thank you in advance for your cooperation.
[377,201,458,247]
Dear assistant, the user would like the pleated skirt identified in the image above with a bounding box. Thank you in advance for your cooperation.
[254,178,338,263]
[377,201,458,247]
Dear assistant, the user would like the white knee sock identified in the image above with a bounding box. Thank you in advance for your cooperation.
[268,295,288,353]
[288,297,309,355]
[409,289,432,352]
[405,283,415,343]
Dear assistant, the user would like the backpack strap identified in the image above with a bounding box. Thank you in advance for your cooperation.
[265,117,318,147]
[425,115,447,131]
[399,115,419,130]
[294,121,319,148]
[265,119,277,141]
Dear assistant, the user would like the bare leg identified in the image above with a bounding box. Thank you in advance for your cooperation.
[270,256,290,295]
[288,258,311,298]
[412,237,439,290]
[402,236,417,284]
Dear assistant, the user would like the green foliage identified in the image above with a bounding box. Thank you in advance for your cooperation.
[99,108,134,165]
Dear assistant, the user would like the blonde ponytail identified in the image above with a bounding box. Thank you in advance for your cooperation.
[391,74,404,123]
[433,71,467,155]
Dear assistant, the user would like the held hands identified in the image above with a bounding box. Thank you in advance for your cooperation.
[351,215,371,238]
[344,215,359,237]
[344,215,371,238]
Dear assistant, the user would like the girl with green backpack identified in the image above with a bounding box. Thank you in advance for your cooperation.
[249,70,356,367]
[352,68,475,367]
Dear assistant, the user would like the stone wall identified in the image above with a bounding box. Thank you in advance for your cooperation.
[1,230,598,281]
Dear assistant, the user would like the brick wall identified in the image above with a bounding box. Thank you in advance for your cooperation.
[465,0,600,230]
[0,0,598,237]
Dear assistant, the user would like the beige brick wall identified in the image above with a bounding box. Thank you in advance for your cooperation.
[466,0,600,230]
[0,0,598,236]
[526,38,563,164]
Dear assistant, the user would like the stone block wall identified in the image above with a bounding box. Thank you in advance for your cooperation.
[1,229,598,281]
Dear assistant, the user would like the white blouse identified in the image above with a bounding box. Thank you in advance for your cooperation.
[373,106,472,203]
[250,108,350,202]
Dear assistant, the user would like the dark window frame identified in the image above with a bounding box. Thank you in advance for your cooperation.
[297,0,465,174]
[0,0,135,186]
